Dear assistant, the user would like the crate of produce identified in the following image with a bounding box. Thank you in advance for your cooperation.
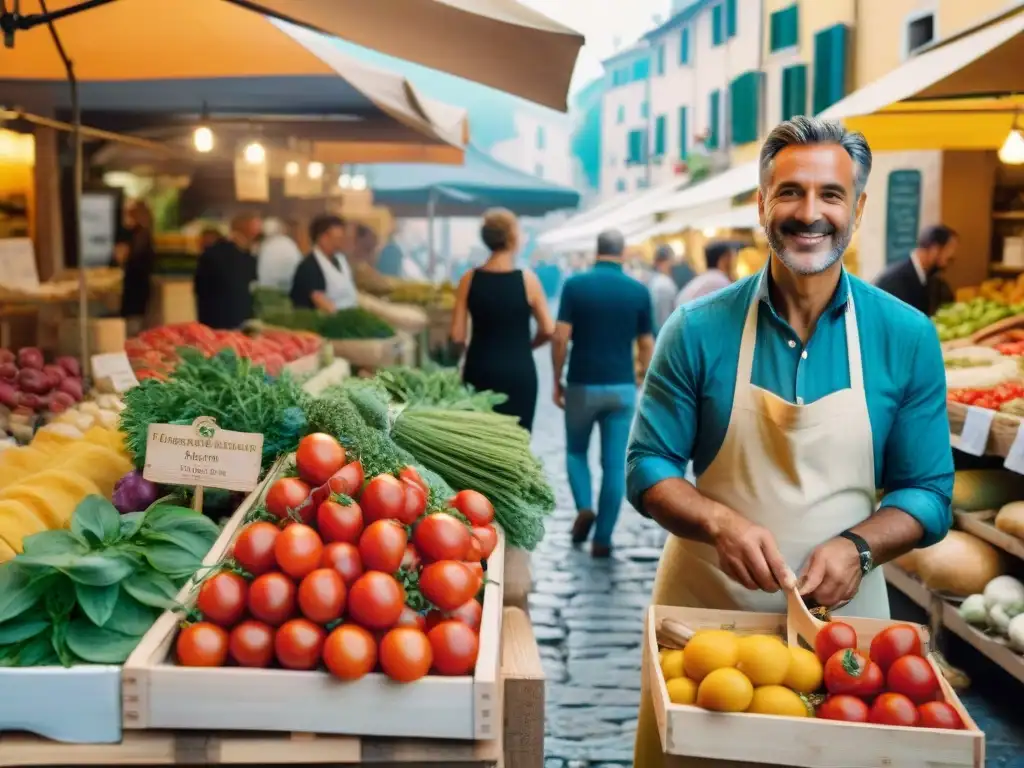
[331,336,403,370]
[647,604,984,767]
[122,446,505,741]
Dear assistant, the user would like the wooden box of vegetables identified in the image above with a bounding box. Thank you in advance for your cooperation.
[122,438,506,741]
[647,605,984,767]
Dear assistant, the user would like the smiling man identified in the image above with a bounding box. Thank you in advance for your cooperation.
[628,117,953,767]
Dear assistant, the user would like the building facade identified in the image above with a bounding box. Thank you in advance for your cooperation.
[490,110,574,187]
[569,77,606,203]
[599,43,654,197]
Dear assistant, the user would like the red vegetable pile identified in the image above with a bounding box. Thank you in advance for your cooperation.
[814,622,965,730]
[125,322,321,380]
[176,433,499,683]
[947,381,1024,411]
[0,347,84,414]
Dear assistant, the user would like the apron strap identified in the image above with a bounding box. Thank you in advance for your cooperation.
[844,294,864,393]
[733,284,761,407]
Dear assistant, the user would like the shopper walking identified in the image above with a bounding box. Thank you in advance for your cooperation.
[648,244,678,333]
[193,213,260,330]
[675,240,739,306]
[450,208,555,432]
[552,229,655,558]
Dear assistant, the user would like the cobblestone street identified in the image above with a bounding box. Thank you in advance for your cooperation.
[529,351,664,767]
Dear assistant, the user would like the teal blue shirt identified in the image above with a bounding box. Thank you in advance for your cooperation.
[626,268,954,547]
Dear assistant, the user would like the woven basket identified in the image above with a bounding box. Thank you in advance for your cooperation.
[947,401,1021,456]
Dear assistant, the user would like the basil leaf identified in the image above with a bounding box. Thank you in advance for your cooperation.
[0,606,51,644]
[122,569,180,609]
[71,495,123,547]
[51,618,76,668]
[143,543,202,579]
[104,590,158,636]
[143,505,207,532]
[21,530,88,557]
[0,564,53,623]
[141,530,215,561]
[75,582,120,627]
[14,629,60,667]
[119,511,147,539]
[65,619,142,664]
[62,552,138,587]
[45,578,77,622]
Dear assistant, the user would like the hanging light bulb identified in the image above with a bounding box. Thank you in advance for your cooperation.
[193,125,215,153]
[284,160,300,177]
[338,173,352,189]
[243,141,266,165]
[351,174,367,191]
[307,161,325,180]
[999,128,1024,166]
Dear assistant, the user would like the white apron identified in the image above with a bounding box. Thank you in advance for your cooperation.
[635,287,889,768]
[313,250,358,311]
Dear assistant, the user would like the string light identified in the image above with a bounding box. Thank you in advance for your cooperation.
[307,162,325,180]
[284,161,300,177]
[999,128,1024,165]
[193,125,214,153]
[243,141,266,165]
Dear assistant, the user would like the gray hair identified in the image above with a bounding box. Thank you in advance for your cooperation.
[596,229,625,257]
[759,116,872,198]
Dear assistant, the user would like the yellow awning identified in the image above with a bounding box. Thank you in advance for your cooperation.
[818,7,1024,151]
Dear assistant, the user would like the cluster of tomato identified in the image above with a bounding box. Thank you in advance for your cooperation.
[126,323,322,380]
[814,622,965,729]
[175,432,499,684]
[947,380,1024,411]
[994,340,1024,357]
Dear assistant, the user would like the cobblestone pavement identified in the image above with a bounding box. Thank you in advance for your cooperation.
[529,351,664,767]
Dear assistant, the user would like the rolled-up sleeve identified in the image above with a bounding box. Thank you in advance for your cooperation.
[879,320,954,547]
[626,307,700,513]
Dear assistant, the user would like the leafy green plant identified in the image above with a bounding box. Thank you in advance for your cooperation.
[0,496,221,667]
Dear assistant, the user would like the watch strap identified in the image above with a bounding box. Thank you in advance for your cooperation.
[838,530,872,573]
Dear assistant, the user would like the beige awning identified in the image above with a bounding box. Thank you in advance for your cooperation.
[626,203,760,245]
[650,161,760,218]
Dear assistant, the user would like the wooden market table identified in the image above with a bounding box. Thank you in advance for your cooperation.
[0,608,544,768]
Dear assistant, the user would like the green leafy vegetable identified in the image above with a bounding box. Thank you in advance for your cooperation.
[71,496,123,547]
[65,620,143,664]
[75,583,120,627]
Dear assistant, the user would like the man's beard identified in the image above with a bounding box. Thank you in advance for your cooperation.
[765,218,853,276]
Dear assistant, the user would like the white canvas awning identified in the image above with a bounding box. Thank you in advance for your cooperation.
[547,216,657,253]
[690,204,760,232]
[650,161,760,218]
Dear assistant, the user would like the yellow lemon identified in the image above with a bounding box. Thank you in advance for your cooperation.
[665,676,698,705]
[746,685,812,717]
[783,646,824,694]
[660,649,685,681]
[683,630,739,682]
[696,668,754,712]
[736,635,791,686]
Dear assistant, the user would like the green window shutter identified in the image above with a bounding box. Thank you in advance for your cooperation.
[707,90,721,150]
[712,4,724,46]
[729,71,762,146]
[678,106,689,158]
[627,129,648,165]
[726,0,738,39]
[813,24,849,113]
[680,27,690,64]
[769,5,799,51]
[781,64,808,121]
[655,116,667,156]
[657,45,666,75]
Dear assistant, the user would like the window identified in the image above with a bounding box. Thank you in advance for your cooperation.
[654,115,667,156]
[707,90,721,150]
[905,12,935,56]
[729,71,763,145]
[616,179,627,192]
[656,45,666,75]
[725,0,738,39]
[617,105,625,124]
[769,4,799,51]
[632,57,650,80]
[813,24,849,113]
[678,106,689,159]
[535,163,544,178]
[679,27,691,65]
[781,64,808,121]
[640,101,649,119]
[536,126,546,150]
[637,178,650,190]
[627,129,647,165]
[712,3,724,46]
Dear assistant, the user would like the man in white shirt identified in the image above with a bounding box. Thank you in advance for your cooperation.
[675,240,739,307]
[257,218,303,292]
[648,245,679,333]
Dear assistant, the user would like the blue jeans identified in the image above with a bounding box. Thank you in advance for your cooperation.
[564,383,637,547]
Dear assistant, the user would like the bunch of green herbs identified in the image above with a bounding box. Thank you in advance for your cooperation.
[375,366,506,411]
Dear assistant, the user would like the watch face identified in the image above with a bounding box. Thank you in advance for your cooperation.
[861,551,874,573]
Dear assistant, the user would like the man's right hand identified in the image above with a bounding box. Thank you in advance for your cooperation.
[711,506,795,593]
[553,385,565,409]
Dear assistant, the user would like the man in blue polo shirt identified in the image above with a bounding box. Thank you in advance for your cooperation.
[629,116,954,767]
[552,229,655,558]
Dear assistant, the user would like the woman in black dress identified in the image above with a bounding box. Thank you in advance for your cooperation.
[450,209,555,432]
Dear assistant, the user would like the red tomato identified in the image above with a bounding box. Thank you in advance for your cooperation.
[347,572,405,630]
[420,560,479,611]
[323,624,377,680]
[815,621,858,664]
[322,542,364,586]
[869,624,923,673]
[248,572,297,626]
[177,622,229,667]
[449,490,495,527]
[464,535,483,563]
[274,524,324,580]
[231,522,280,576]
[295,433,346,487]
[395,605,427,631]
[428,620,479,676]
[869,692,920,727]
[399,466,429,494]
[317,499,363,544]
[462,561,485,591]
[400,480,428,525]
[471,526,498,560]
[360,474,407,523]
[228,620,275,668]
[265,477,312,522]
[440,599,483,632]
[298,568,347,624]
[413,513,471,562]
[823,649,879,696]
[886,655,940,704]
[359,520,409,573]
[918,701,965,730]
[333,461,365,496]
[274,618,326,670]
[401,543,421,571]
[817,695,869,723]
[196,571,248,628]
[379,627,433,683]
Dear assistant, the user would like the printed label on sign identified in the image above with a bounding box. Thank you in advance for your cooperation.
[90,352,139,392]
[143,417,263,492]
[1004,424,1024,474]
[957,406,995,457]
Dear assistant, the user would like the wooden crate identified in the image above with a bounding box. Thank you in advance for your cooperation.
[646,605,984,768]
[947,401,1020,456]
[123,457,505,741]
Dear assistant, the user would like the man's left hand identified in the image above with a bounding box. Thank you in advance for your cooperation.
[798,536,862,609]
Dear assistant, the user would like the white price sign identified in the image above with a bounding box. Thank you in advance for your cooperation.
[90,352,139,393]
[957,406,995,457]
[143,417,264,492]
[1004,424,1024,474]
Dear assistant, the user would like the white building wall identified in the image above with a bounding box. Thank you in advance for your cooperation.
[599,77,650,198]
[489,110,575,186]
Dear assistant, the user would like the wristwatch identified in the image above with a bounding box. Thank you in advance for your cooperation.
[839,530,874,575]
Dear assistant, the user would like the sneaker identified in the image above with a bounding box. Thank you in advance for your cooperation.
[591,541,612,559]
[570,510,595,545]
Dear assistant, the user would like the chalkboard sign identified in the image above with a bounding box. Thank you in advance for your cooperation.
[885,169,922,264]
